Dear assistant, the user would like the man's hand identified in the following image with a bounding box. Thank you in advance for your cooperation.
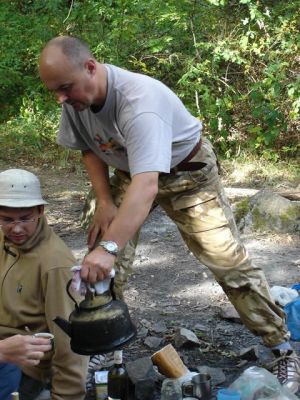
[88,203,118,249]
[81,246,116,283]
[0,334,52,367]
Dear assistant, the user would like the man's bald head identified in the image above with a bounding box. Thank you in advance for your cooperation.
[41,36,94,69]
[39,36,107,110]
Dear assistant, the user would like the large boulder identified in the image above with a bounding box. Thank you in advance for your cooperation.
[234,189,300,234]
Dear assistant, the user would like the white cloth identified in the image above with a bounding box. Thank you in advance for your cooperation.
[71,266,115,296]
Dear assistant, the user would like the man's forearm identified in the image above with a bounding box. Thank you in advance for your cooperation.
[82,150,113,206]
[81,170,159,283]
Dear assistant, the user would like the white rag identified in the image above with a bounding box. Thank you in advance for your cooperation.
[71,266,115,296]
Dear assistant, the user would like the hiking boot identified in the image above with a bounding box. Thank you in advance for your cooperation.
[269,349,300,394]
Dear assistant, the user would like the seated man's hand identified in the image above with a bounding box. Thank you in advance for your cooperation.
[81,246,116,283]
[0,334,51,367]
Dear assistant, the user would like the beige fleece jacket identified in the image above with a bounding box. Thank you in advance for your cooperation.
[0,216,89,400]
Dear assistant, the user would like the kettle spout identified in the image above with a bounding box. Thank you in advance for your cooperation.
[53,316,72,337]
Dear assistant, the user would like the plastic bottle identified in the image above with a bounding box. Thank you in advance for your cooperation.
[107,350,128,400]
[230,366,299,400]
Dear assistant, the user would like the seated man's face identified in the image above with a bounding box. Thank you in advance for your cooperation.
[0,206,43,245]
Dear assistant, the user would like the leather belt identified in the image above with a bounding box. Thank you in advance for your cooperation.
[168,137,205,174]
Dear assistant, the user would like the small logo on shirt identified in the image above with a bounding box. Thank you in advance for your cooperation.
[16,284,23,293]
[94,134,123,155]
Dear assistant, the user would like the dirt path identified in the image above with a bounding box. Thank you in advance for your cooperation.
[3,163,300,398]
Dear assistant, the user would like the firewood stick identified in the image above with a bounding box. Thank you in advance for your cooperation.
[151,344,189,378]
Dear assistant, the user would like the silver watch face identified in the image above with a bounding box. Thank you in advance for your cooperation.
[101,241,118,254]
[106,242,118,252]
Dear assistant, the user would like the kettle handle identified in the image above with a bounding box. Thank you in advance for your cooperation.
[66,279,80,310]
[110,277,116,300]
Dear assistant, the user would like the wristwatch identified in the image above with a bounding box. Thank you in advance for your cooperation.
[99,240,119,256]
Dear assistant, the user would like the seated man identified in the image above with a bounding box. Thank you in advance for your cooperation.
[0,334,51,400]
[0,169,89,400]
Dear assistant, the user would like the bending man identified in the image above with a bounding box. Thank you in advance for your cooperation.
[39,36,300,393]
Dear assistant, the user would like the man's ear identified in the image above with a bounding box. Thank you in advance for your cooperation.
[85,59,97,76]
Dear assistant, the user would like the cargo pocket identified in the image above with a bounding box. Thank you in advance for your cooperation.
[168,189,231,235]
[170,190,217,212]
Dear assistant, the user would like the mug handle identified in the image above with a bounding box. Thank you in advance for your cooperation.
[182,380,194,397]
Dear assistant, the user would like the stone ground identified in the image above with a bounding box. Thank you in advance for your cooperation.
[2,161,300,399]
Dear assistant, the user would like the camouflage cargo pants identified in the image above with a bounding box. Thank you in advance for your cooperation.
[93,138,289,347]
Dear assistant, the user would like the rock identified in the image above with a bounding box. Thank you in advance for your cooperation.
[134,378,157,400]
[152,321,168,334]
[174,327,200,348]
[160,378,182,400]
[126,356,158,385]
[219,305,241,323]
[144,336,163,349]
[141,319,152,328]
[196,365,226,385]
[235,189,300,234]
[237,359,249,368]
[194,323,211,334]
[238,345,260,361]
[137,326,149,338]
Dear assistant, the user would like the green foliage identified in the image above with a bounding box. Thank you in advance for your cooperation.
[0,96,60,160]
[0,0,299,164]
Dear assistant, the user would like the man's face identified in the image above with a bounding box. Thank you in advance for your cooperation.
[39,47,97,111]
[0,207,43,245]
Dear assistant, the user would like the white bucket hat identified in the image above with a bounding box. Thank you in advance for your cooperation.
[0,169,48,207]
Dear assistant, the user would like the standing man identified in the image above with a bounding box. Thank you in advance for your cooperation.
[39,36,300,393]
[0,169,89,400]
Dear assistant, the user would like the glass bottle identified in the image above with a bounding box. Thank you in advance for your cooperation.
[107,350,128,400]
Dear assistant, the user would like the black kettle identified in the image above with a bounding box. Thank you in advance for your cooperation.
[53,278,137,355]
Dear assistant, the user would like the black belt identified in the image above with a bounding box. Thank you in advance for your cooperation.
[120,137,205,178]
[168,137,206,174]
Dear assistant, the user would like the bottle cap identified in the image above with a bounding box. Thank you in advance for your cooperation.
[217,388,241,400]
[114,350,123,363]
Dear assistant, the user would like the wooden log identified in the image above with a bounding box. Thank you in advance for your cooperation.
[151,344,189,378]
